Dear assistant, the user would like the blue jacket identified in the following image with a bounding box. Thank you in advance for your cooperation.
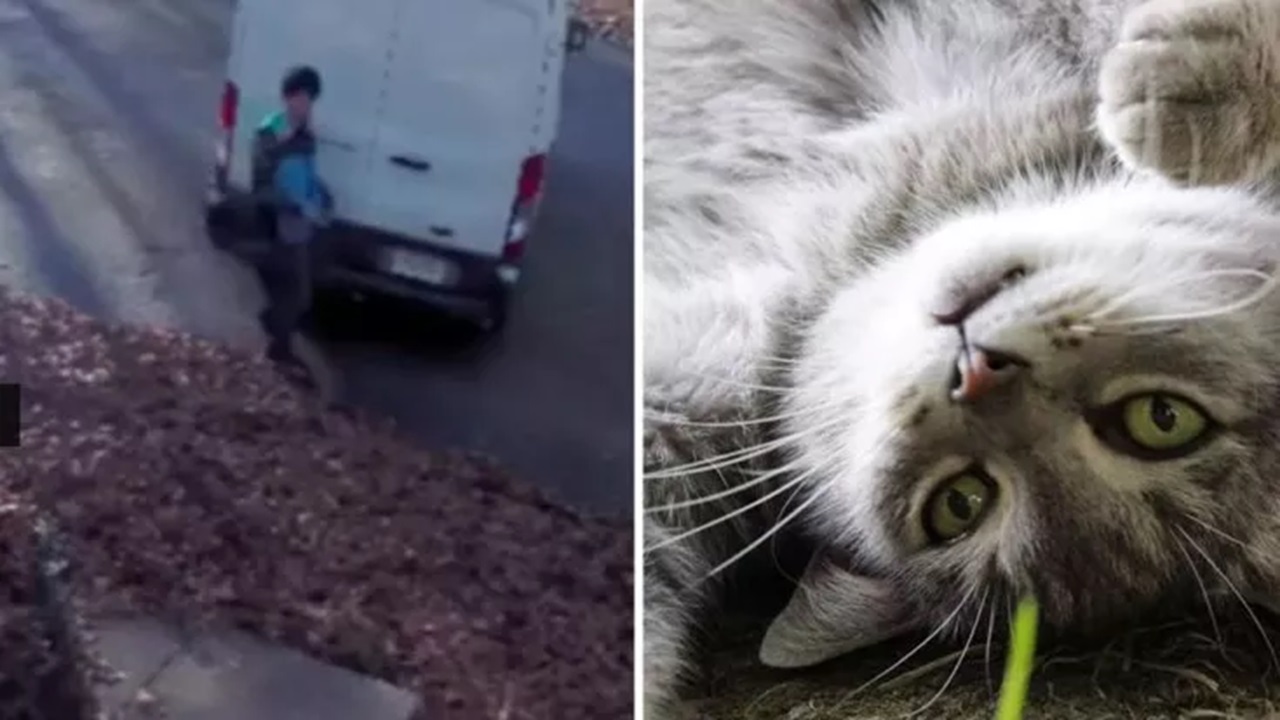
[253,111,331,225]
[275,153,327,223]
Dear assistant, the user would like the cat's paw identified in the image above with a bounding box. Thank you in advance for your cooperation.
[1097,0,1280,185]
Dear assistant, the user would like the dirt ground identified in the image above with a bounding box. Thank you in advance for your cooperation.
[684,608,1280,719]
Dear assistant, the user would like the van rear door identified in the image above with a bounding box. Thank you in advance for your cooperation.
[229,0,400,229]
[363,0,548,257]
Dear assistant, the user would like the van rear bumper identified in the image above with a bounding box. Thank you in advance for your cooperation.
[206,191,513,324]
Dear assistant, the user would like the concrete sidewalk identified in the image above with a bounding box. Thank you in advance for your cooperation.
[93,616,421,720]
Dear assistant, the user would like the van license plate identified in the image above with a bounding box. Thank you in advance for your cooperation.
[384,249,451,285]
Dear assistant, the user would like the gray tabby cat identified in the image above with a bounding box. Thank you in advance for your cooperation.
[643,0,1280,716]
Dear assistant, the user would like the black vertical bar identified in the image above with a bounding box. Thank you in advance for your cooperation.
[0,383,18,447]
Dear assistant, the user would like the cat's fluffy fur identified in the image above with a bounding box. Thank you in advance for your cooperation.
[644,0,1280,716]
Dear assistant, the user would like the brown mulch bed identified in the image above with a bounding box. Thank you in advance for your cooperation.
[0,290,633,720]
[576,0,633,47]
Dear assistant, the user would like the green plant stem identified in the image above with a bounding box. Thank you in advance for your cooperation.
[995,597,1039,720]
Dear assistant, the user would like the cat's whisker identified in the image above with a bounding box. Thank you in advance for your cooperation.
[646,406,853,479]
[698,467,838,580]
[773,462,813,519]
[1087,268,1278,328]
[643,399,851,429]
[1088,287,1158,321]
[645,462,823,555]
[680,368,796,394]
[644,435,794,480]
[839,584,979,703]
[1176,526,1279,671]
[643,414,789,430]
[645,411,847,480]
[768,475,812,586]
[1172,533,1224,651]
[766,456,823,572]
[1085,269,1228,320]
[1025,284,1111,324]
[906,588,989,719]
[752,353,807,367]
[645,458,804,514]
[1088,268,1272,321]
[983,596,998,698]
[1184,515,1251,551]
[1069,323,1181,337]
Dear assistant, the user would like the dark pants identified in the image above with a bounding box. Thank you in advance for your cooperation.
[260,214,314,359]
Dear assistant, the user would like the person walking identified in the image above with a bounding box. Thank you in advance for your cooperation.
[253,65,332,374]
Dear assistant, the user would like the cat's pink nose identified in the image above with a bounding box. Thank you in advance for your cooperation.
[949,347,1024,403]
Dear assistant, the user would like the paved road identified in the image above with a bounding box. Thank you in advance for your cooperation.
[0,0,634,516]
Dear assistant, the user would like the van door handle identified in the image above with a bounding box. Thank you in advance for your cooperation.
[317,136,356,151]
[389,155,431,172]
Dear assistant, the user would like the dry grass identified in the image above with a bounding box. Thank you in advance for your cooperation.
[685,607,1280,719]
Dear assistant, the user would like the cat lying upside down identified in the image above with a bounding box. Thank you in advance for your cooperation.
[643,0,1280,716]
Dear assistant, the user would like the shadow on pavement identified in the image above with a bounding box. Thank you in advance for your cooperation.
[310,290,500,366]
[0,132,107,316]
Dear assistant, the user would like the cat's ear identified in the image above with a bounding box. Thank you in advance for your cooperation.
[759,550,916,668]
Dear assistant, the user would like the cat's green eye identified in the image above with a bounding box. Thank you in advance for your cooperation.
[1120,393,1209,452]
[924,471,996,544]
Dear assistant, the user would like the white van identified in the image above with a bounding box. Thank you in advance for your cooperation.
[205,0,588,332]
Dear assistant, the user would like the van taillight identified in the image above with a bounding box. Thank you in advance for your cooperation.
[503,153,548,263]
[212,81,240,196]
[516,154,546,202]
[219,81,240,130]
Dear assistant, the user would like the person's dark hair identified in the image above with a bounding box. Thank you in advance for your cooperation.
[281,65,322,100]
